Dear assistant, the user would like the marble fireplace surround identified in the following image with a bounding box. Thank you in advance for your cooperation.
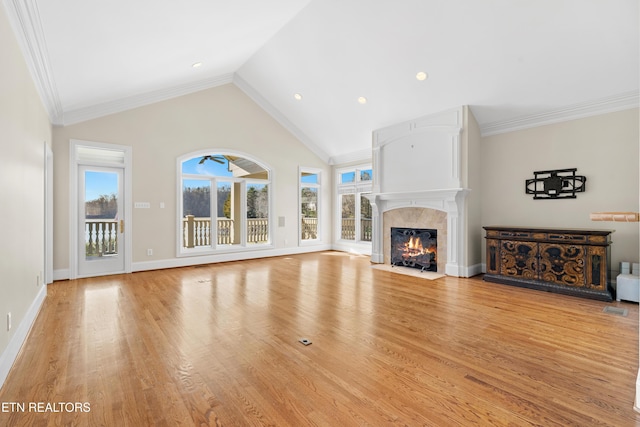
[370,189,470,277]
[385,207,447,273]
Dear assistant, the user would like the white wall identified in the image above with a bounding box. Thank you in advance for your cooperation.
[52,84,331,276]
[480,108,640,275]
[0,5,51,387]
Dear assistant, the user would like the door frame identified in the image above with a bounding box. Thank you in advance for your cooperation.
[45,142,53,284]
[69,139,132,279]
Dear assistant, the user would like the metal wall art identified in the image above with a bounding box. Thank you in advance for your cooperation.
[525,168,586,199]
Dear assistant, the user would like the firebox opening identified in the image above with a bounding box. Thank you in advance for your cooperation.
[391,227,437,272]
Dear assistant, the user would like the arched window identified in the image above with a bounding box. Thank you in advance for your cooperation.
[178,151,272,255]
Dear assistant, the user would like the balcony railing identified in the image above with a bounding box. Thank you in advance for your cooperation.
[301,217,318,240]
[341,218,372,241]
[85,219,118,257]
[182,216,269,248]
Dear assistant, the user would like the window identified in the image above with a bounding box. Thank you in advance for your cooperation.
[300,168,321,242]
[178,152,271,254]
[337,165,372,243]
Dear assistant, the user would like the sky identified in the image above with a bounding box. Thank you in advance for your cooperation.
[85,170,118,201]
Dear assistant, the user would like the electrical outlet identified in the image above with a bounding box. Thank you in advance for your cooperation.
[7,313,11,331]
[147,249,153,256]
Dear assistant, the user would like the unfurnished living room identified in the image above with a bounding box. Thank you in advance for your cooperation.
[1,1,639,426]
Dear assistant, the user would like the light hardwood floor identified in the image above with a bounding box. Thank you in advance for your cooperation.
[1,251,639,426]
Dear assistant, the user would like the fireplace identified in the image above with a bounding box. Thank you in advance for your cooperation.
[391,227,438,271]
[369,106,480,277]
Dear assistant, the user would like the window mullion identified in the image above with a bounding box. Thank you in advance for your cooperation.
[355,191,361,243]
[241,180,247,246]
[211,178,217,249]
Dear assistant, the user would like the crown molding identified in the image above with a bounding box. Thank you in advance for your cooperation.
[232,73,330,164]
[60,74,234,126]
[3,0,62,122]
[480,91,640,136]
[329,148,372,166]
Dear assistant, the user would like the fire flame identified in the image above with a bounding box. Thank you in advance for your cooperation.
[401,236,434,258]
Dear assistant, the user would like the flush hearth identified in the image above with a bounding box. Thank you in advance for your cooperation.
[391,227,437,272]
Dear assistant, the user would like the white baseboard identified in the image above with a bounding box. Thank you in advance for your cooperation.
[56,253,482,279]
[331,242,372,256]
[635,369,640,413]
[465,263,484,277]
[444,262,484,278]
[132,244,333,273]
[53,246,333,280]
[53,268,70,281]
[0,284,47,390]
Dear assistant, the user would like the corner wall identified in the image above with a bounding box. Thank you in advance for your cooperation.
[480,108,640,274]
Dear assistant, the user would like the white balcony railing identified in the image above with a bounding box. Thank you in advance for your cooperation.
[182,216,269,248]
[341,218,372,241]
[301,217,318,240]
[85,219,118,257]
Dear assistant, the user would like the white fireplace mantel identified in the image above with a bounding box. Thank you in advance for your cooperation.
[369,107,476,277]
[369,188,470,276]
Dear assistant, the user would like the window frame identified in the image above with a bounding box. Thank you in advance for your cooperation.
[299,166,322,245]
[176,149,273,257]
[336,164,373,244]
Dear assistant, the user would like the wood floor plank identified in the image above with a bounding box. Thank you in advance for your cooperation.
[0,251,638,426]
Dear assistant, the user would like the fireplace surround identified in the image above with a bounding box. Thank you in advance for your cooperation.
[383,207,447,272]
[368,106,479,277]
[371,189,469,276]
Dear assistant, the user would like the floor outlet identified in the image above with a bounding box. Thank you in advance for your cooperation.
[147,249,153,256]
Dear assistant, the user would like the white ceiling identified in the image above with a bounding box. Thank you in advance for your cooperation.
[5,0,639,163]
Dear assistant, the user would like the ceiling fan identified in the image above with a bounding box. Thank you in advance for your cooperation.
[198,155,227,165]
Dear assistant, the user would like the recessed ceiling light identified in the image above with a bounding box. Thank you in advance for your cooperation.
[192,62,203,68]
[416,71,428,81]
[358,96,367,104]
[294,93,303,101]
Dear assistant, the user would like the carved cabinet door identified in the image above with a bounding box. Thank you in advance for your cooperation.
[500,240,538,279]
[486,239,500,275]
[586,246,607,291]
[538,243,585,287]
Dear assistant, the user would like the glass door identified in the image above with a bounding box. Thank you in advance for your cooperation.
[78,166,125,277]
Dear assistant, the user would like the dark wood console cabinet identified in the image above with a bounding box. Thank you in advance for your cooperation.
[483,226,613,301]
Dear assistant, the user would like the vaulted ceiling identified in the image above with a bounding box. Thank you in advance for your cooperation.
[5,0,639,163]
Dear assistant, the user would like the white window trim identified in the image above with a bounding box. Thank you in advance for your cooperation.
[335,164,373,244]
[299,166,322,246]
[176,149,274,257]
